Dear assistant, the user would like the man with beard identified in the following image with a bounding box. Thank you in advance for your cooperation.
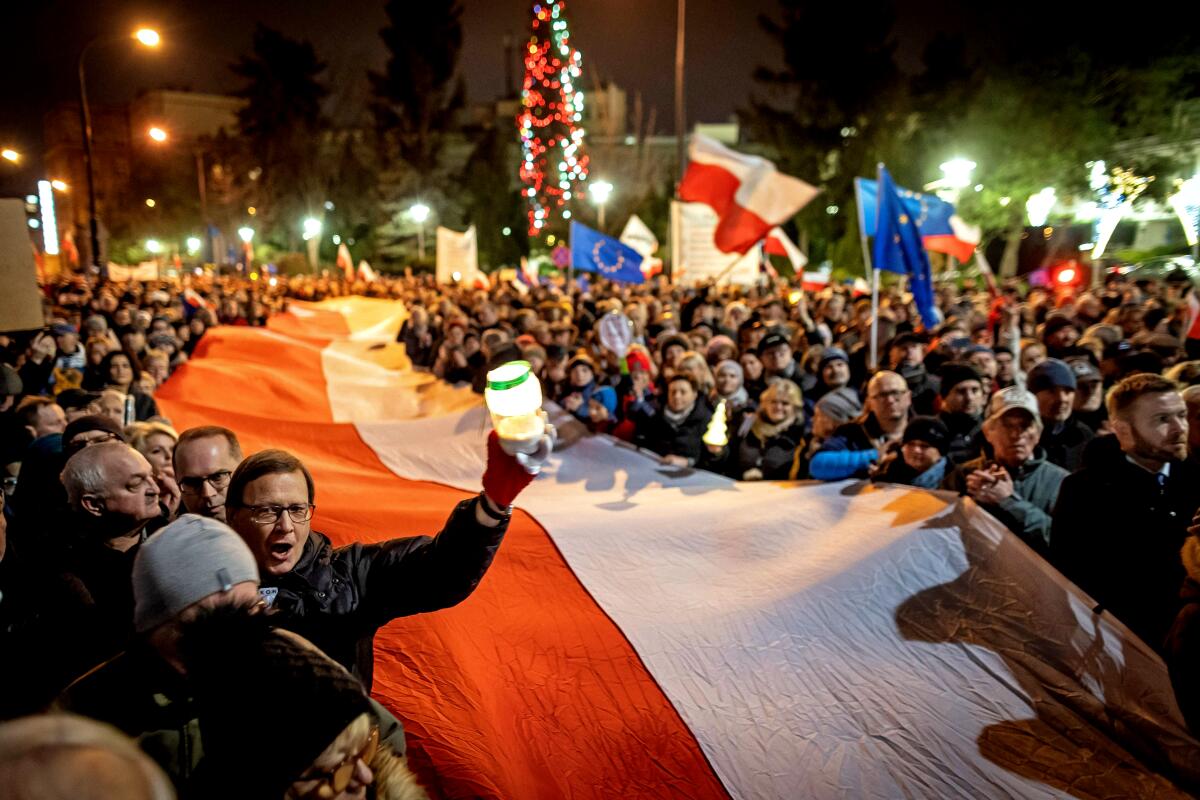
[1051,374,1200,651]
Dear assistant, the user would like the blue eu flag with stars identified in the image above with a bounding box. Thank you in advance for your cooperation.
[569,222,645,284]
[871,165,938,328]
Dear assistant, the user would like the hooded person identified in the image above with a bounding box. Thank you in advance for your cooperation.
[180,616,428,800]
[807,387,863,459]
[1167,521,1200,734]
[713,359,755,421]
[810,347,852,402]
[557,353,600,421]
[874,416,951,489]
[56,514,410,792]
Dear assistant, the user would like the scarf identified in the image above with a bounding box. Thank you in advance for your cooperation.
[663,402,695,428]
[751,412,798,443]
[911,457,947,490]
[721,386,750,409]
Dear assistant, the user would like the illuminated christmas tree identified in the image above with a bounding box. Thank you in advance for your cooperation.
[517,0,588,237]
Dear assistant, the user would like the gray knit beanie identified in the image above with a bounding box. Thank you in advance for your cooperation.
[132,514,260,632]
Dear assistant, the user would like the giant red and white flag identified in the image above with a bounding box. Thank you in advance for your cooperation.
[679,135,819,254]
[763,226,808,273]
[154,299,1200,799]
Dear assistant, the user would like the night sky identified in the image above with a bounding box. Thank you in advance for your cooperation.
[0,0,955,195]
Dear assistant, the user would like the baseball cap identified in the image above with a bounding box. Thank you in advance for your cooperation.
[757,332,790,356]
[1066,357,1102,384]
[986,386,1041,426]
[1027,358,1077,393]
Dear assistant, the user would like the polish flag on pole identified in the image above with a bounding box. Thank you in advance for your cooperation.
[336,243,354,281]
[1185,288,1200,340]
[763,227,808,273]
[678,135,820,254]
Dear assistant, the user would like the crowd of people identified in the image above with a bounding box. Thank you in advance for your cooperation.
[4,265,1200,795]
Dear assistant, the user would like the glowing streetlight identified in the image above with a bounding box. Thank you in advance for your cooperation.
[589,179,614,230]
[302,218,322,241]
[238,227,254,244]
[408,203,431,260]
[51,179,68,191]
[134,28,161,48]
[186,237,201,255]
[147,126,168,143]
[145,239,162,254]
[1,149,19,163]
[145,198,156,208]
[939,158,976,190]
[1026,187,1057,227]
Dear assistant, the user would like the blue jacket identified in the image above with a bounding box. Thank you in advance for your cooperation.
[809,414,889,480]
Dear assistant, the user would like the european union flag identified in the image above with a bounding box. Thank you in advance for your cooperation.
[569,222,645,284]
[871,165,939,329]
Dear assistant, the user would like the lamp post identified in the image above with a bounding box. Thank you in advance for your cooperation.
[1,149,19,164]
[79,27,160,275]
[938,158,976,191]
[589,179,613,232]
[145,126,213,262]
[409,203,430,260]
[302,218,322,272]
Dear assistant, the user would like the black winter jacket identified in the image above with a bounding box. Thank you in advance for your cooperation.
[1038,416,1095,473]
[1051,450,1200,652]
[265,497,507,690]
[634,400,714,466]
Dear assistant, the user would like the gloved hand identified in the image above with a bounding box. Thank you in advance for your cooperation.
[482,425,556,508]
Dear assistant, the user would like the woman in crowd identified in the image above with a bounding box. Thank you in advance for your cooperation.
[674,351,717,408]
[635,374,713,467]
[97,350,158,421]
[558,353,603,423]
[713,359,756,421]
[708,380,807,481]
[126,421,179,479]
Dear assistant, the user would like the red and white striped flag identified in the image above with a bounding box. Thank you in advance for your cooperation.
[679,135,819,254]
[153,300,1199,799]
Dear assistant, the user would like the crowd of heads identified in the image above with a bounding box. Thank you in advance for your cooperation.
[7,266,1200,793]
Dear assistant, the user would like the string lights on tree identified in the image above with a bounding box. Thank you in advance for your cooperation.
[517,0,588,237]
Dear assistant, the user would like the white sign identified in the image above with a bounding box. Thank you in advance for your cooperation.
[108,262,159,282]
[670,201,759,285]
[436,225,479,285]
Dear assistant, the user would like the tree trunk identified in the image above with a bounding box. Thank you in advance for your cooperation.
[999,223,1023,278]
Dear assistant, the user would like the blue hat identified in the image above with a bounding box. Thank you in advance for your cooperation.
[591,385,618,417]
[818,347,849,370]
[51,323,78,336]
[1027,358,1077,393]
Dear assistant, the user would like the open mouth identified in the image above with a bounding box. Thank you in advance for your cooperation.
[268,541,294,562]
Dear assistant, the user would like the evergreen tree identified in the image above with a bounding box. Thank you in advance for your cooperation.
[230,25,329,250]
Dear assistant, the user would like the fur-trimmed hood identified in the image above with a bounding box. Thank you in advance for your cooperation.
[371,747,430,800]
[1183,537,1200,587]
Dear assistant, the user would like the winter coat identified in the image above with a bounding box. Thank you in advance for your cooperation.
[944,451,1067,552]
[1166,537,1200,734]
[710,416,807,481]
[57,643,410,798]
[900,363,940,417]
[937,410,983,465]
[809,413,891,481]
[874,454,947,489]
[634,400,714,466]
[1038,416,1095,473]
[265,497,506,691]
[1051,450,1200,652]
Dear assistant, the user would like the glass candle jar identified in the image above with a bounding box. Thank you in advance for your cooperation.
[485,360,545,454]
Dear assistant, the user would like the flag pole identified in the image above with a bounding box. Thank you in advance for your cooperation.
[859,171,880,372]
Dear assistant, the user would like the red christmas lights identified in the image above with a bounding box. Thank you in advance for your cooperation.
[517,0,588,236]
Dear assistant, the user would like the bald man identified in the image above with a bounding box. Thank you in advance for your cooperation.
[810,371,912,480]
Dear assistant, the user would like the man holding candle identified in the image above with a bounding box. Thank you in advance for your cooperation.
[224,425,552,691]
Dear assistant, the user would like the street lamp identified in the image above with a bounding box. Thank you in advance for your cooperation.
[147,126,168,143]
[409,202,430,260]
[1026,187,1057,227]
[145,239,162,254]
[302,218,322,272]
[1,149,19,164]
[51,179,68,191]
[79,27,161,274]
[589,179,613,231]
[939,158,976,190]
[238,227,254,244]
[134,28,161,48]
[186,237,201,256]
